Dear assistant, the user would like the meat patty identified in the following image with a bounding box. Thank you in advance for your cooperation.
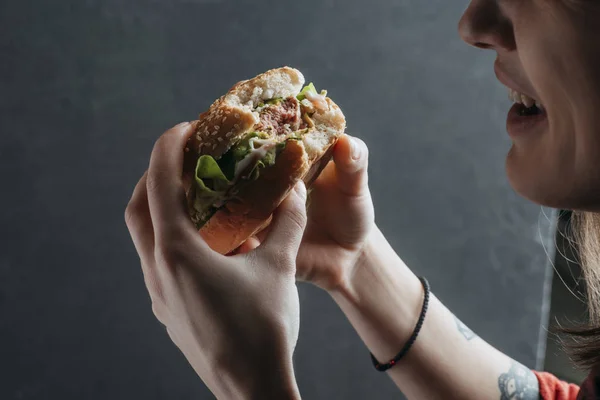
[255,97,306,135]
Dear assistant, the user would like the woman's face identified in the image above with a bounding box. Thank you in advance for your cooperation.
[458,0,600,211]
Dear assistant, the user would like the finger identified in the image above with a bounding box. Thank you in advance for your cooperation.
[125,172,163,302]
[229,226,270,256]
[125,171,155,264]
[147,122,197,239]
[332,134,369,197]
[230,236,262,255]
[255,225,271,244]
[260,182,308,258]
[183,120,200,191]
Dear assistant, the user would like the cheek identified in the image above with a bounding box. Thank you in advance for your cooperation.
[507,4,600,210]
[508,48,600,208]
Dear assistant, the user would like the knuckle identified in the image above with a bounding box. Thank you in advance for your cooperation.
[124,203,137,228]
[151,300,168,324]
[355,139,369,166]
[154,130,170,149]
[166,328,180,348]
[142,268,164,301]
[358,139,369,158]
[124,198,149,231]
[154,235,188,271]
[145,172,164,195]
[286,207,307,232]
[141,270,168,323]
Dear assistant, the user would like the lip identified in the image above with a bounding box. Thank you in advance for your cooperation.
[506,103,548,139]
[493,59,538,101]
[494,59,548,139]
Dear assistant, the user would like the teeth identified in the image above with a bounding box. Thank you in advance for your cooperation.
[507,87,542,109]
[521,94,535,108]
[511,90,518,103]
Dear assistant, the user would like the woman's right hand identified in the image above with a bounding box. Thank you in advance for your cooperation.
[295,134,375,292]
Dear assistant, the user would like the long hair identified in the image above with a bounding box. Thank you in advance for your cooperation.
[560,211,600,370]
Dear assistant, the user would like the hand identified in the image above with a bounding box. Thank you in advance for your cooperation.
[125,122,304,400]
[296,134,375,291]
[243,134,375,292]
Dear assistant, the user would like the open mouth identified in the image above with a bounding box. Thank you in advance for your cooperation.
[506,88,548,138]
[508,88,544,116]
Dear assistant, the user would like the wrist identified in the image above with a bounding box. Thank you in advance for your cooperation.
[251,368,301,400]
[328,226,425,362]
[332,226,419,301]
[212,352,301,400]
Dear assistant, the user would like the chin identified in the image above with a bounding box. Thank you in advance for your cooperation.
[506,149,600,212]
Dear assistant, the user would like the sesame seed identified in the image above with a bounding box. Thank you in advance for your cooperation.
[234,124,239,129]
[222,117,227,123]
[234,113,240,119]
[215,125,220,130]
[212,144,218,150]
[217,137,223,142]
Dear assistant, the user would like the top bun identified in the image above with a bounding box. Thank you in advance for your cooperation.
[187,67,306,158]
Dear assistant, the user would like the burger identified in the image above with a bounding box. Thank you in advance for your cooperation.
[184,67,346,254]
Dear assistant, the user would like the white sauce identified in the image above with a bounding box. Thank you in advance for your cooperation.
[304,90,328,111]
[233,140,277,180]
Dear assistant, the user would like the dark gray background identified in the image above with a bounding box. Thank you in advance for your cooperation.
[0,0,557,398]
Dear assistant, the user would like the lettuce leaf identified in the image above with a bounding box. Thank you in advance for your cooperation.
[296,83,317,101]
[195,155,230,193]
[191,132,293,227]
[246,142,286,181]
[192,155,231,223]
[231,132,268,160]
[297,83,328,102]
[257,98,284,108]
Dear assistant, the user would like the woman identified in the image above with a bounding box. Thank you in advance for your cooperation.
[124,1,600,399]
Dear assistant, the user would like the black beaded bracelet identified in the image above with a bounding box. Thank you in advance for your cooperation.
[370,276,430,372]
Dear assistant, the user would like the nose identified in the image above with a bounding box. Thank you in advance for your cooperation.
[458,0,515,51]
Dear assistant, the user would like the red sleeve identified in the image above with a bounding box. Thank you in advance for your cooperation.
[533,371,580,400]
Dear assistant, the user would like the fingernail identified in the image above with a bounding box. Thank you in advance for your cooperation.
[350,138,361,160]
[177,121,191,128]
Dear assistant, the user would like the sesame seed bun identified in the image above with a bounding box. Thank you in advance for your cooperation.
[185,67,346,254]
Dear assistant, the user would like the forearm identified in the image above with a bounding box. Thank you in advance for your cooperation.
[330,227,540,400]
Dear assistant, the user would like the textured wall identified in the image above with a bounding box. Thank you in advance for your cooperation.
[0,0,555,398]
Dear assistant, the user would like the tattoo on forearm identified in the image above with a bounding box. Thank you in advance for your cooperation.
[498,362,540,400]
[453,315,477,341]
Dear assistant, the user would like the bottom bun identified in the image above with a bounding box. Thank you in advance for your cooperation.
[199,140,310,255]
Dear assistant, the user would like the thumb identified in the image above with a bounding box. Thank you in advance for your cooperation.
[333,134,369,196]
[260,181,308,257]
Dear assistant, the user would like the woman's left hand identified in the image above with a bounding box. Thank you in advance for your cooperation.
[125,122,305,400]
